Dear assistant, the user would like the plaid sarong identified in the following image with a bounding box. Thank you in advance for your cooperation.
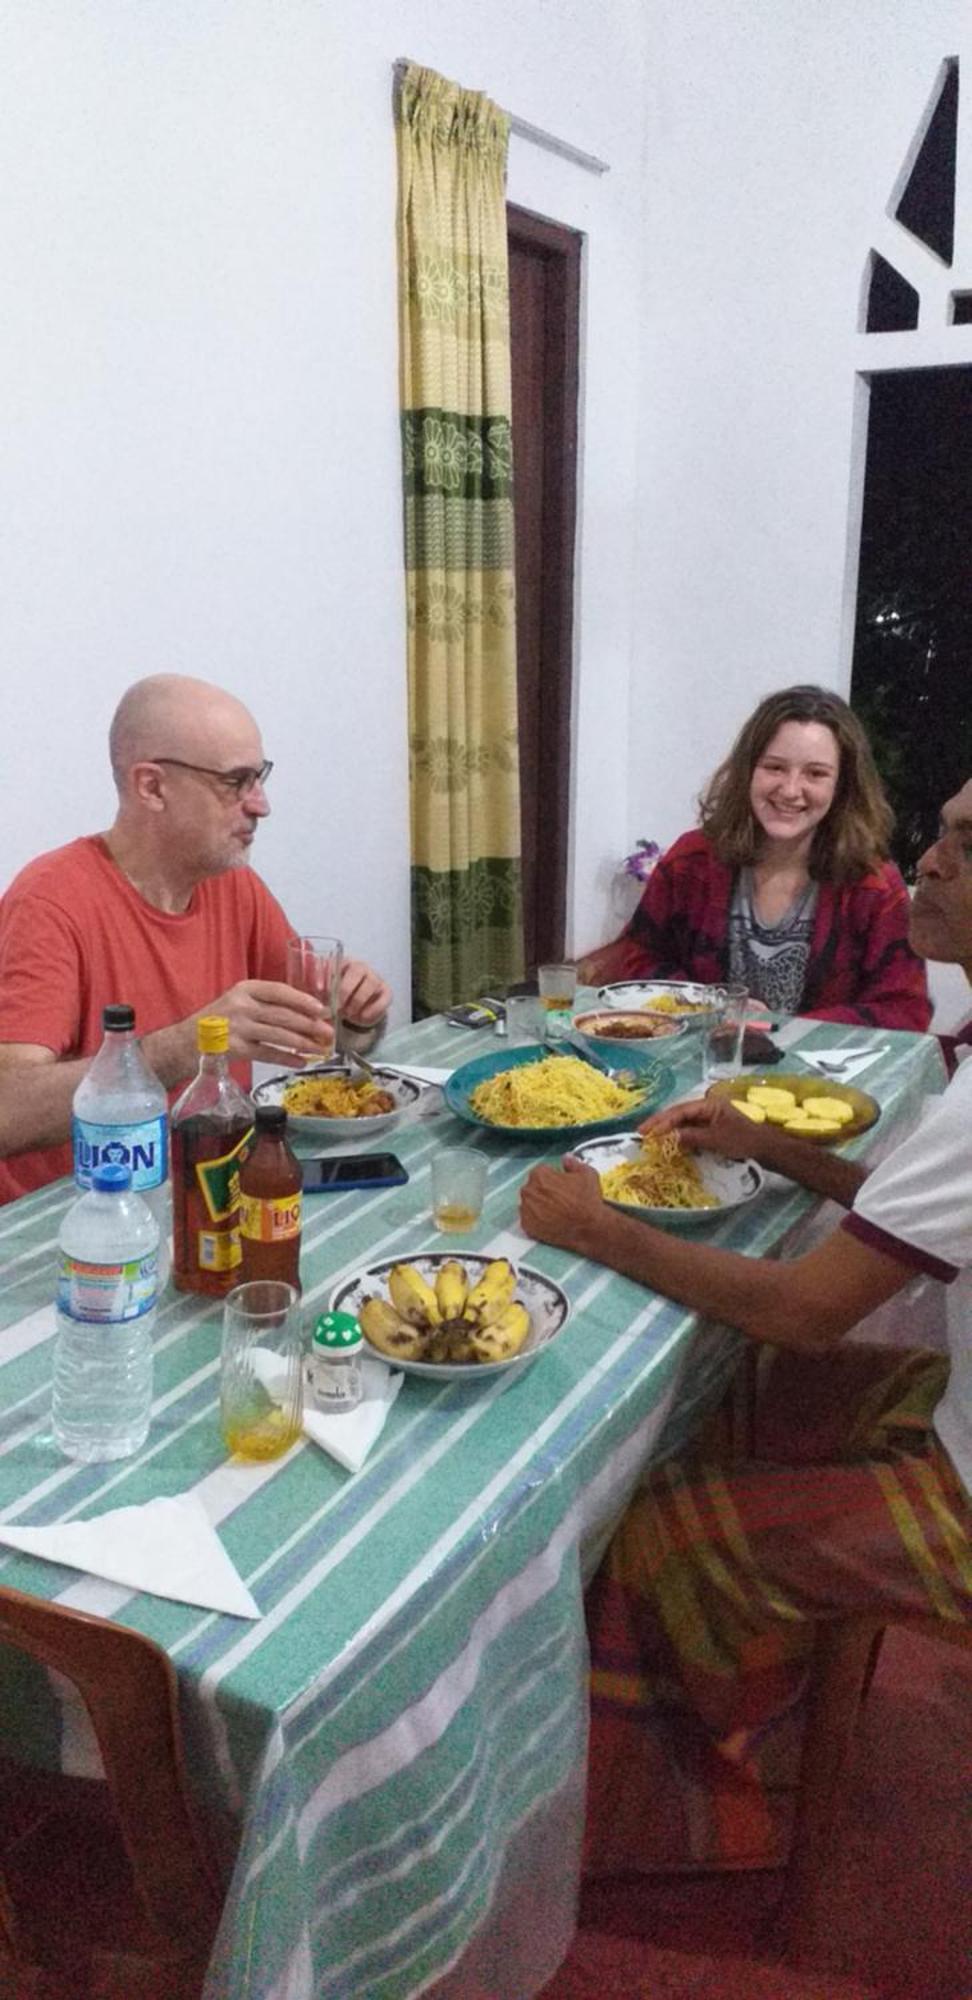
[584,1343,972,1874]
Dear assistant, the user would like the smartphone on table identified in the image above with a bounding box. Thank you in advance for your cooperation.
[301,1154,409,1192]
[444,998,506,1029]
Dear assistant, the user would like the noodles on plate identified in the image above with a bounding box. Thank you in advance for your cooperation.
[599,1133,718,1210]
[469,1055,646,1129]
[283,1075,395,1119]
[638,993,712,1017]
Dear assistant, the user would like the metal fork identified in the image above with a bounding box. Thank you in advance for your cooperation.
[295,1047,379,1084]
[343,1045,380,1085]
[560,1028,640,1091]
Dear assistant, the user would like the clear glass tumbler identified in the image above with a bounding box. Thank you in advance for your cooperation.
[220,1280,303,1461]
[286,936,344,1033]
[538,963,577,1041]
[702,984,749,1084]
[430,1149,488,1233]
[505,995,543,1046]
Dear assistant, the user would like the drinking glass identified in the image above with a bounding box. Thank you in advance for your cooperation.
[505,994,543,1046]
[538,962,577,1042]
[220,1280,303,1461]
[286,936,344,1029]
[431,1150,488,1233]
[702,984,749,1084]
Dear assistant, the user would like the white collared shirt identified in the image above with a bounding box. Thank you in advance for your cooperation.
[843,1059,972,1497]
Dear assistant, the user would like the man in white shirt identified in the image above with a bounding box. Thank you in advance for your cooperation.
[520,778,972,1874]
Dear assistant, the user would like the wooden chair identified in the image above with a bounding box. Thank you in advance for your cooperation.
[779,1610,972,1966]
[0,1584,225,2000]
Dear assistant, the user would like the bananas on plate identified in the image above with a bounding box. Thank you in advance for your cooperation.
[359,1258,531,1366]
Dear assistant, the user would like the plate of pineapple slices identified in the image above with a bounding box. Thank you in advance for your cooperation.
[329,1254,571,1379]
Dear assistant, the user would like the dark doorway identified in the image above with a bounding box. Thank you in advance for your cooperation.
[850,366,972,877]
[507,205,581,973]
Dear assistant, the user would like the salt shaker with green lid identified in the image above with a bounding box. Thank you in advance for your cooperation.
[307,1310,363,1413]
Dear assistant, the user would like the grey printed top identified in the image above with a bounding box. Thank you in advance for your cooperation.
[728,868,819,1015]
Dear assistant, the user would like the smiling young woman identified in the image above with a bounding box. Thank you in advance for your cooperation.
[579,685,932,1031]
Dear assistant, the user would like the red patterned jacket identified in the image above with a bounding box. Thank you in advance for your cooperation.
[586,830,932,1031]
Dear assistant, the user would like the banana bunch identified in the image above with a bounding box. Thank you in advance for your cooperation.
[358,1257,531,1366]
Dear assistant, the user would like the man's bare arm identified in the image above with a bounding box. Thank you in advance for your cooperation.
[0,980,335,1158]
[519,1158,911,1355]
[0,1045,91,1155]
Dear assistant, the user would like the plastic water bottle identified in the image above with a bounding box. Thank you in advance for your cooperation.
[72,1003,170,1286]
[53,1163,159,1462]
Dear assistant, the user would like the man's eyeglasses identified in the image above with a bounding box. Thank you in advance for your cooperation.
[150,757,273,799]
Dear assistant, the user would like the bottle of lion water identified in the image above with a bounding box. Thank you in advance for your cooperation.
[72,1004,170,1286]
[53,1163,158,1461]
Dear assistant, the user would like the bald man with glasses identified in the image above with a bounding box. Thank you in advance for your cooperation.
[0,674,391,1202]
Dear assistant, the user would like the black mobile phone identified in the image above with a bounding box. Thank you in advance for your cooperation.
[301,1154,409,1193]
[444,1000,505,1029]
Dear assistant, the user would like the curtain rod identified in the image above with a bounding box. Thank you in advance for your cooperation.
[393,59,610,176]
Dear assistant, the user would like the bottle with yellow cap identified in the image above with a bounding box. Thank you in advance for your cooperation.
[171,1017,254,1296]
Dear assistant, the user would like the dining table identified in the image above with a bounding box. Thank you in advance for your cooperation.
[0,1007,947,2000]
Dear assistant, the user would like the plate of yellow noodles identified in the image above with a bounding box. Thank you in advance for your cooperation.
[570,1132,766,1226]
[443,1045,675,1140]
[596,980,726,1032]
[254,1060,422,1142]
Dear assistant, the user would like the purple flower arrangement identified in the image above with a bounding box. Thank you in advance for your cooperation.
[621,838,661,883]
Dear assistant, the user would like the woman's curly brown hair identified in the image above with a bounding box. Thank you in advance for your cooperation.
[699,685,894,882]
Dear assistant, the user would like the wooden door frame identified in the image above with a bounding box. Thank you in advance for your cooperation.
[507,203,581,967]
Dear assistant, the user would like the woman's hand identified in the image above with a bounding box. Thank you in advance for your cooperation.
[519,1154,608,1253]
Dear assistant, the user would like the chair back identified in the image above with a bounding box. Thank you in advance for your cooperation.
[0,1583,223,1980]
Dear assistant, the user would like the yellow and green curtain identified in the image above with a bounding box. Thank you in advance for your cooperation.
[396,63,524,1016]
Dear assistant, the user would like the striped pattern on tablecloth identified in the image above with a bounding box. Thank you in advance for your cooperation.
[0,1013,945,2000]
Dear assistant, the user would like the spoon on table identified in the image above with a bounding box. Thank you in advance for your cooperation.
[803,1045,890,1077]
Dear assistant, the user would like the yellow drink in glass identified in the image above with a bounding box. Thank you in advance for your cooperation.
[430,1151,487,1233]
[433,1200,481,1233]
[224,1407,302,1461]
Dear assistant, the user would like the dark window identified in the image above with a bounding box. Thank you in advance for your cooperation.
[865,252,919,333]
[893,59,958,265]
[850,367,972,877]
[950,291,972,325]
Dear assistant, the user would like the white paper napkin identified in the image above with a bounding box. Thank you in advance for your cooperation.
[250,1349,403,1475]
[0,1494,260,1619]
[380,1063,453,1086]
[303,1359,403,1473]
[796,1044,889,1083]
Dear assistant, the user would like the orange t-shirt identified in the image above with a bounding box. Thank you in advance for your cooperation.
[0,837,293,1202]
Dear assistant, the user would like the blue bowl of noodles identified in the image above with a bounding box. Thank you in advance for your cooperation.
[443,1044,677,1141]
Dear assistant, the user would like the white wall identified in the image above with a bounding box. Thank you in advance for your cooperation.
[4,1,971,1010]
[626,0,972,878]
[0,0,651,1010]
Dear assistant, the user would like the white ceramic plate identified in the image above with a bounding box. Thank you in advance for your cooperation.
[596,980,725,1032]
[571,1132,765,1226]
[573,1009,690,1052]
[254,1062,423,1143]
[329,1253,571,1381]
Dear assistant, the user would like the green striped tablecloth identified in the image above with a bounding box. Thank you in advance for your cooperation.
[0,1015,946,2000]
